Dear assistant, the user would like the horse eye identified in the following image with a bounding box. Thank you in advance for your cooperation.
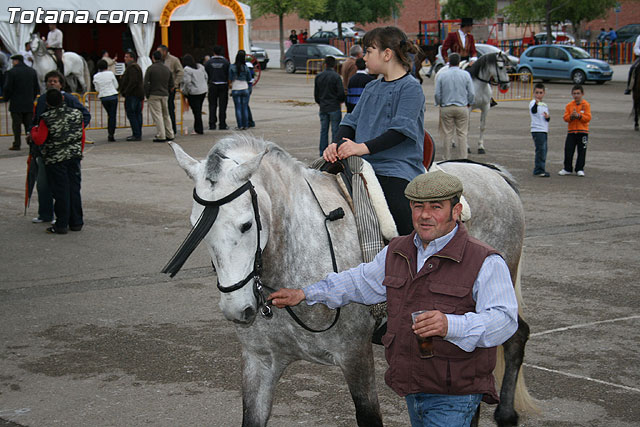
[240,222,252,233]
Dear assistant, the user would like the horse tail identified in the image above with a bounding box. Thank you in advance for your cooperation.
[82,58,91,93]
[494,252,541,416]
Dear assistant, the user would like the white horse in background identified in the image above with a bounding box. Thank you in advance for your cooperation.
[29,33,91,93]
[436,52,511,154]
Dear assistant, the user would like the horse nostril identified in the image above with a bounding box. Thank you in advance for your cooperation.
[242,306,255,322]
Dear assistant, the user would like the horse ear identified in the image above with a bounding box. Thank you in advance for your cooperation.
[169,142,202,181]
[230,148,268,183]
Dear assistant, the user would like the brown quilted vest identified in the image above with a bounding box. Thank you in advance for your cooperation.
[381,222,500,403]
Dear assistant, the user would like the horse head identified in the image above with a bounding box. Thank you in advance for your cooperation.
[469,52,510,91]
[169,139,270,324]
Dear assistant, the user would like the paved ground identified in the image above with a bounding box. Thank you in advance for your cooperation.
[1,68,639,427]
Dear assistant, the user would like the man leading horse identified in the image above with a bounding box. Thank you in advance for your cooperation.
[269,170,519,427]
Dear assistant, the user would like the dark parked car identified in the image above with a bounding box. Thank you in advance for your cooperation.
[615,24,640,42]
[283,43,347,74]
[306,30,340,45]
[517,44,612,85]
[250,46,269,70]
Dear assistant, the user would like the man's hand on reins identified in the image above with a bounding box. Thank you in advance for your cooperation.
[268,288,306,308]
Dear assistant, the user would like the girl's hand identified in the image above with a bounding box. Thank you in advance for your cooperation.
[337,138,370,159]
[323,143,339,162]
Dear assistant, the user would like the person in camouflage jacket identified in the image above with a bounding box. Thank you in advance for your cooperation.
[31,89,84,234]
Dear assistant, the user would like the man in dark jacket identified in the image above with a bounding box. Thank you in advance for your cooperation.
[314,56,345,155]
[119,50,144,141]
[346,58,373,113]
[144,50,174,142]
[30,70,90,224]
[269,171,518,426]
[3,54,40,150]
[31,88,84,234]
[204,45,230,130]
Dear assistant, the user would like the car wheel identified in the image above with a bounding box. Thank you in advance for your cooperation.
[519,68,532,82]
[596,80,605,85]
[285,60,295,74]
[572,70,586,85]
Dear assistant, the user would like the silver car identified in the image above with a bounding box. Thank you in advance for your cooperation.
[429,43,519,75]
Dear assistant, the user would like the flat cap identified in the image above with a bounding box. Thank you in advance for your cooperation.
[10,54,23,61]
[405,170,463,202]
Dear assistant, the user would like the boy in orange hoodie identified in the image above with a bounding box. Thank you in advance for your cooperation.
[559,85,591,177]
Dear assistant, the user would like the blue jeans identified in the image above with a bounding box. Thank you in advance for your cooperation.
[101,95,118,137]
[405,393,482,427]
[531,132,547,174]
[125,96,143,138]
[319,110,341,155]
[36,155,54,221]
[232,89,250,128]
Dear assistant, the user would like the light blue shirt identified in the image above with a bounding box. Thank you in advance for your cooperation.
[434,66,475,107]
[304,225,518,352]
[341,73,425,182]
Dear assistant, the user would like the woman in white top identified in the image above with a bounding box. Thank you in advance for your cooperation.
[93,59,119,141]
[181,54,208,134]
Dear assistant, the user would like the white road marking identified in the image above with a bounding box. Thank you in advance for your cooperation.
[524,363,640,393]
[530,315,640,337]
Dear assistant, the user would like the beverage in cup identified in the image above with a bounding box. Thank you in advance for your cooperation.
[411,310,434,359]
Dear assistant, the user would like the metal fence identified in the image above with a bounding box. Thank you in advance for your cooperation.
[493,73,533,102]
[0,91,184,137]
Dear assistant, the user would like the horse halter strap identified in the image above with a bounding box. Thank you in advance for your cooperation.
[161,181,262,285]
[475,55,510,85]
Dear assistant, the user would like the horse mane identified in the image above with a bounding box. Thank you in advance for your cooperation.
[205,134,307,182]
[467,52,498,79]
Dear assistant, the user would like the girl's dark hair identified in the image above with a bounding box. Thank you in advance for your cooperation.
[182,53,197,69]
[235,50,246,73]
[362,26,422,71]
[97,59,108,71]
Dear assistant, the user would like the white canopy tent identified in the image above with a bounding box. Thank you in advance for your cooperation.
[0,0,251,73]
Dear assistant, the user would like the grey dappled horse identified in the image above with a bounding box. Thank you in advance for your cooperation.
[167,135,534,426]
[437,52,511,154]
[30,33,91,93]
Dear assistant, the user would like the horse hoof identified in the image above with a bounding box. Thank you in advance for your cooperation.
[478,148,486,154]
[635,125,639,131]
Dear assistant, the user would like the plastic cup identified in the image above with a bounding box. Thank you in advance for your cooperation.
[411,310,434,359]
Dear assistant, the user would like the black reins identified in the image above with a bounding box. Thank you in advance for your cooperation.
[162,178,345,332]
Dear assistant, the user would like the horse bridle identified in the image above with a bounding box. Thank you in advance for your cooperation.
[162,179,343,332]
[475,54,510,86]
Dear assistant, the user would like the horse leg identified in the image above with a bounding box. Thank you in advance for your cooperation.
[493,315,530,427]
[241,351,287,427]
[477,106,488,154]
[339,345,383,427]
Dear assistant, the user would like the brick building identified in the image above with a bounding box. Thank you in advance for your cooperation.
[250,0,440,41]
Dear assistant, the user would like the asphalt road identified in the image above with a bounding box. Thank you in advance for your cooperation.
[1,68,639,426]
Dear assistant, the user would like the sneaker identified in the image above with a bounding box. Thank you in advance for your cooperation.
[535,172,550,177]
[576,170,585,177]
[32,217,47,223]
[558,169,572,176]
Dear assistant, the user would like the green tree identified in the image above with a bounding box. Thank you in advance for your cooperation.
[440,0,497,20]
[249,0,326,61]
[307,0,403,37]
[502,0,617,46]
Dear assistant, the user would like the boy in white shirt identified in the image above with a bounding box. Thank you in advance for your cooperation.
[529,83,550,177]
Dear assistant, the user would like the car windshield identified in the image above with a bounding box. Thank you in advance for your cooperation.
[564,46,591,59]
[317,45,345,56]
